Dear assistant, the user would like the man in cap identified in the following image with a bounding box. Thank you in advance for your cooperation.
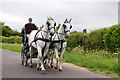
[25,18,37,39]
[21,18,37,47]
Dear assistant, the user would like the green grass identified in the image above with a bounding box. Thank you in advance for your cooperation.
[0,43,118,78]
[63,51,118,78]
[1,43,22,53]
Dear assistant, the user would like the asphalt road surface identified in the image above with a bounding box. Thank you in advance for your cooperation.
[1,49,111,78]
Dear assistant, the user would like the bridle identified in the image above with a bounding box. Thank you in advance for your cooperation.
[32,19,56,42]
[46,19,56,31]
[56,23,72,35]
[38,19,56,39]
[52,23,72,42]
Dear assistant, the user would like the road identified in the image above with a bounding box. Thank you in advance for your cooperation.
[1,49,111,78]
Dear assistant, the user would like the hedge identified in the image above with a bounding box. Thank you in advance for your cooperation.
[67,24,120,53]
[67,32,86,48]
[85,28,107,50]
[2,36,22,44]
[103,25,120,53]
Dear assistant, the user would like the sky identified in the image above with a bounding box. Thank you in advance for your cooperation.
[0,0,119,32]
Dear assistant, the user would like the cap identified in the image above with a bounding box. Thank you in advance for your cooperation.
[29,18,32,21]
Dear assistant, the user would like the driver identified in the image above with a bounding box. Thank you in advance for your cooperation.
[21,18,37,46]
[25,17,37,39]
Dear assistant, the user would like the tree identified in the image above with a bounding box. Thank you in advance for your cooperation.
[1,22,21,37]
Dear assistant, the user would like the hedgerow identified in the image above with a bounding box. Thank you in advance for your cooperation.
[103,25,120,53]
[2,36,22,44]
[67,24,120,53]
[85,28,107,50]
[67,32,86,48]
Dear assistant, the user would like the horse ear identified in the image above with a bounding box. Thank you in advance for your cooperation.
[50,17,52,19]
[47,17,49,20]
[51,17,53,20]
[69,18,72,23]
[64,19,67,23]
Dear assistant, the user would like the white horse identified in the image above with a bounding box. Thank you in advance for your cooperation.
[28,17,56,71]
[51,19,72,71]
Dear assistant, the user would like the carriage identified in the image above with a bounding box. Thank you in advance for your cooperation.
[20,32,38,66]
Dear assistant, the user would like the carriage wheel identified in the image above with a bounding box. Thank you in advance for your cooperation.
[23,54,28,66]
[21,52,24,65]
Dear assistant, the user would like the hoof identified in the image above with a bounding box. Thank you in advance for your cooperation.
[59,69,62,72]
[29,64,33,68]
[54,66,58,69]
[48,66,51,69]
[24,63,27,66]
[41,68,45,71]
[36,67,39,70]
[51,65,53,68]
[41,69,45,71]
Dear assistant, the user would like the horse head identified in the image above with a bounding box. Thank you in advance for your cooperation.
[62,18,72,39]
[46,17,56,36]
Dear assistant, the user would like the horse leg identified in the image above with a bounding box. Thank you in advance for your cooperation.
[40,58,45,71]
[54,48,59,69]
[29,46,33,67]
[59,48,65,71]
[37,47,45,71]
[36,53,40,70]
[47,53,51,69]
[41,48,49,70]
[51,52,54,68]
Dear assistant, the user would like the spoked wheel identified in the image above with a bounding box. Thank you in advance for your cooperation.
[23,54,28,66]
[21,47,28,66]
[21,52,24,65]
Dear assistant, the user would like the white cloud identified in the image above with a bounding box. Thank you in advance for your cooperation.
[0,12,26,23]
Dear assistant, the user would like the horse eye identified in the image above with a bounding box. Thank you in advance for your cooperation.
[70,25,72,29]
[54,22,56,26]
[46,22,50,26]
[63,24,66,28]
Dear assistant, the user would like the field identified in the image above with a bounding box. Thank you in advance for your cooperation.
[0,43,118,78]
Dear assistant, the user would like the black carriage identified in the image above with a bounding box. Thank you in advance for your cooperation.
[20,30,38,66]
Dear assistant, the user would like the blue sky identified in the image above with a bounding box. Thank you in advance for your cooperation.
[0,0,119,32]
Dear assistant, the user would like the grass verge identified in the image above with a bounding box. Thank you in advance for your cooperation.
[63,51,118,78]
[1,43,22,53]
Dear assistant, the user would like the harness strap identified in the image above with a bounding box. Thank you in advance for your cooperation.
[34,30,41,39]
[42,42,47,57]
[60,42,63,52]
[34,30,41,44]
[29,37,50,48]
[34,38,50,42]
[51,40,66,43]
[41,32,44,38]
[56,31,64,35]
